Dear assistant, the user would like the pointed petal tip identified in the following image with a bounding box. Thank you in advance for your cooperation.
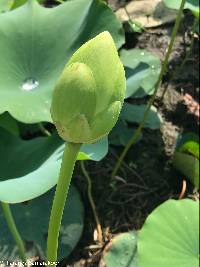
[97,31,113,41]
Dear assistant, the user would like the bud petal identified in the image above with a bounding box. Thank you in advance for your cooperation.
[51,62,96,142]
[51,32,126,143]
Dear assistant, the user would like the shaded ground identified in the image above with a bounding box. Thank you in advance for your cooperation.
[63,5,199,267]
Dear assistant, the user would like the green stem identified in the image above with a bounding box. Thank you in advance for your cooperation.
[1,202,26,263]
[111,0,186,179]
[47,142,81,265]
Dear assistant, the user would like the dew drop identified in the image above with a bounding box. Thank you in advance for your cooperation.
[22,78,39,91]
[151,65,155,69]
[141,52,145,56]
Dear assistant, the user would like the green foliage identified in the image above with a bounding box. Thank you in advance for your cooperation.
[163,0,200,17]
[109,120,140,146]
[121,103,163,130]
[173,152,199,188]
[120,49,161,99]
[51,32,126,144]
[138,199,199,267]
[0,185,84,261]
[102,232,137,267]
[0,128,108,203]
[0,0,124,123]
[173,133,199,188]
[110,48,162,147]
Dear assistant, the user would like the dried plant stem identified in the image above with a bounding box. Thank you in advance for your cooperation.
[111,0,186,179]
[47,142,81,266]
[179,180,187,199]
[1,202,26,263]
[81,161,103,244]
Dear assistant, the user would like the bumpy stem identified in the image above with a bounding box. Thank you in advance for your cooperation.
[111,0,186,179]
[47,142,81,265]
[1,202,26,263]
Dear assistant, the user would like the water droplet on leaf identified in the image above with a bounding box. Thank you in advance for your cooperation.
[22,78,39,91]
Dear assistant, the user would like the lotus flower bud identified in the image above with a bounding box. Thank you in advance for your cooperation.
[51,31,125,144]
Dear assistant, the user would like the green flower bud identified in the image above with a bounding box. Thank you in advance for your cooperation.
[51,31,125,144]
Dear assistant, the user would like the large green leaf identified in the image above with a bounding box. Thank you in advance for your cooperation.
[120,49,161,99]
[121,103,163,130]
[138,199,199,267]
[0,127,108,203]
[163,0,199,17]
[0,0,124,123]
[101,232,137,267]
[0,185,84,261]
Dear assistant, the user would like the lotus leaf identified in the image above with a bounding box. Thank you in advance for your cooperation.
[0,127,108,203]
[0,0,124,123]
